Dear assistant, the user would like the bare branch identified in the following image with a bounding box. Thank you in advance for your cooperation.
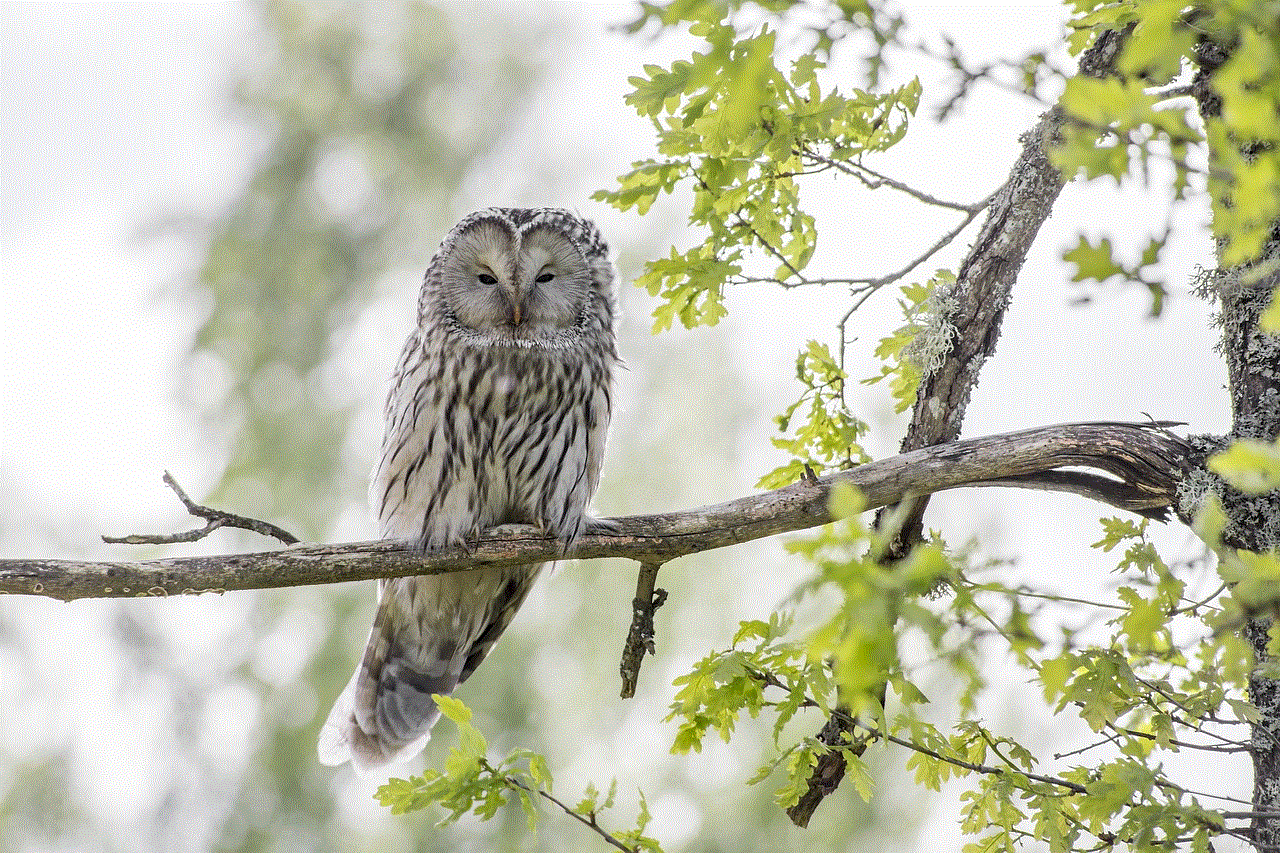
[619,562,667,698]
[0,421,1192,602]
[745,198,988,295]
[862,200,988,289]
[102,471,299,546]
[1149,82,1196,102]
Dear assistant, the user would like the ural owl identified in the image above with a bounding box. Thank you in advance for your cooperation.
[319,208,618,772]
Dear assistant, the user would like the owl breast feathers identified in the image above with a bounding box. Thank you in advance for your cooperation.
[319,208,618,773]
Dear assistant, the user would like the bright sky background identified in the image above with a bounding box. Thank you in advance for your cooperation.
[0,2,1246,851]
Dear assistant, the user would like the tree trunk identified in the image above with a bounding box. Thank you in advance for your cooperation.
[1191,36,1280,853]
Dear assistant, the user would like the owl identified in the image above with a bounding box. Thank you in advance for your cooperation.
[318,208,618,772]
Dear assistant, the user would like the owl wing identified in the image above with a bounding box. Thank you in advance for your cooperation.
[321,331,488,771]
[370,329,482,550]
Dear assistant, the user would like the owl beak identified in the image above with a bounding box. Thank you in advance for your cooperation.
[499,283,525,326]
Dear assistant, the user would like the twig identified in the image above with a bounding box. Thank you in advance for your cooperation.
[752,668,1260,843]
[730,212,805,281]
[1103,722,1249,754]
[796,149,990,213]
[861,200,989,289]
[491,764,637,853]
[1136,676,1277,751]
[619,562,667,699]
[746,197,988,295]
[102,471,299,546]
[748,667,1091,795]
[848,714,1088,794]
[1148,82,1196,102]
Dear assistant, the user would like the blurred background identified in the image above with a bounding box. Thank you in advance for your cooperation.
[1,3,1243,852]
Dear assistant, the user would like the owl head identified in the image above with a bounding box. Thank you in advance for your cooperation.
[422,208,615,348]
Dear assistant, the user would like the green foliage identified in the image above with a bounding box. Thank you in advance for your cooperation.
[1199,3,1280,266]
[668,612,814,751]
[758,341,869,488]
[595,1,921,336]
[1216,545,1280,629]
[863,272,957,412]
[666,610,876,810]
[1195,439,1280,629]
[1053,73,1200,184]
[378,696,663,852]
[790,488,959,711]
[1063,232,1169,315]
[937,515,1249,850]
[1058,0,1280,267]
[1209,436,1280,495]
[660,492,1254,850]
[1262,284,1280,332]
[595,2,941,499]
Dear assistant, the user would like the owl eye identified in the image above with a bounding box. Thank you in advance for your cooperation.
[535,271,555,284]
[477,273,498,285]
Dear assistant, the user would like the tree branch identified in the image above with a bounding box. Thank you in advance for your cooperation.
[890,24,1134,551]
[0,421,1191,602]
[491,764,638,853]
[619,562,666,698]
[795,150,990,213]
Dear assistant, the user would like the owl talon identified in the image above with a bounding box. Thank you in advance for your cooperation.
[455,528,484,556]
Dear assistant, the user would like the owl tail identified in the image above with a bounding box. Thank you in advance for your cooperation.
[318,567,541,774]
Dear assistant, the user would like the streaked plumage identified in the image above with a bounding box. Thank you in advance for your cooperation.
[319,208,617,772]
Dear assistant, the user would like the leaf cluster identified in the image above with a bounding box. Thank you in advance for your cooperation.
[1057,0,1280,268]
[595,2,934,487]
[377,696,661,852]
[758,341,870,488]
[660,489,1257,849]
[1200,438,1280,626]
